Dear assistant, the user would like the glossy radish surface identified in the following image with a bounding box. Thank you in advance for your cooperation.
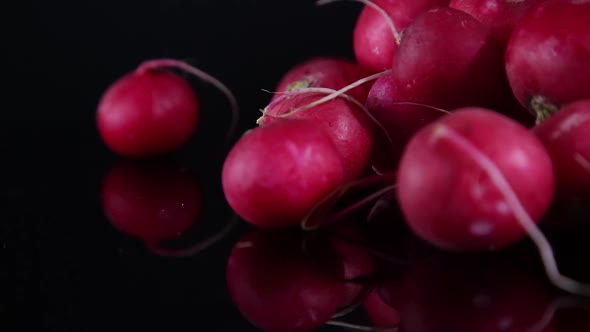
[504,0,590,120]
[259,91,375,181]
[391,7,511,111]
[97,68,199,157]
[397,107,555,252]
[222,118,344,228]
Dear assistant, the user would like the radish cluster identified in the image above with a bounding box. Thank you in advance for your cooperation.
[95,0,590,321]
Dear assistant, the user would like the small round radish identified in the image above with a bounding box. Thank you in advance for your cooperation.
[348,0,450,72]
[362,289,401,327]
[270,56,373,104]
[97,59,239,157]
[258,90,375,181]
[391,7,511,111]
[222,118,344,228]
[97,68,199,157]
[504,0,590,121]
[532,99,590,195]
[365,73,447,172]
[226,229,349,332]
[101,159,202,244]
[397,107,554,252]
[449,0,546,49]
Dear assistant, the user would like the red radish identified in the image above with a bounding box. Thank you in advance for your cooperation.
[504,0,590,121]
[222,118,344,228]
[226,229,349,332]
[389,254,556,332]
[365,73,447,172]
[532,99,590,195]
[258,89,376,181]
[397,107,590,296]
[270,56,374,103]
[449,0,546,49]
[97,59,239,157]
[391,7,511,111]
[101,159,201,244]
[397,107,554,251]
[339,0,450,73]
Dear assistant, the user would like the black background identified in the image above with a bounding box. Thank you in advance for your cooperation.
[8,1,364,331]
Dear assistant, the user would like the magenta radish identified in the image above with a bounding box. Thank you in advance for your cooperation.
[397,107,554,252]
[504,0,590,121]
[345,0,450,73]
[391,7,512,111]
[270,56,374,104]
[449,0,546,49]
[226,229,349,332]
[258,90,376,181]
[101,159,202,244]
[97,59,239,157]
[362,289,401,327]
[365,73,447,172]
[397,107,590,296]
[532,99,590,195]
[221,118,344,228]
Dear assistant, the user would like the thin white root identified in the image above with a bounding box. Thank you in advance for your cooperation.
[326,320,399,331]
[138,59,240,144]
[526,296,590,332]
[268,86,394,146]
[317,0,401,45]
[280,69,392,118]
[434,124,590,296]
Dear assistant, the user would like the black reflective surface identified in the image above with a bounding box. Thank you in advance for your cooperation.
[7,1,590,331]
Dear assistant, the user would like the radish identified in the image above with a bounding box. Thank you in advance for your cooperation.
[449,0,546,49]
[258,89,376,181]
[532,99,590,195]
[390,254,556,332]
[270,56,374,104]
[325,0,450,73]
[391,7,512,111]
[101,159,201,244]
[221,118,344,228]
[97,59,238,157]
[365,73,447,172]
[504,0,590,122]
[226,229,350,332]
[362,289,401,327]
[397,107,590,296]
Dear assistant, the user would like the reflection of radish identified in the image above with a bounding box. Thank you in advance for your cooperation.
[389,254,556,332]
[532,99,590,195]
[226,229,349,332]
[101,160,202,244]
[270,56,373,103]
[397,107,554,252]
[222,118,344,228]
[504,0,590,121]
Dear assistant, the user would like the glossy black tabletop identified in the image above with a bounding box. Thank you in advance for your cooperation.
[6,1,590,331]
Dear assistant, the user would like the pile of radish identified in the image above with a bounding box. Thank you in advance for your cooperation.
[96,0,590,310]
